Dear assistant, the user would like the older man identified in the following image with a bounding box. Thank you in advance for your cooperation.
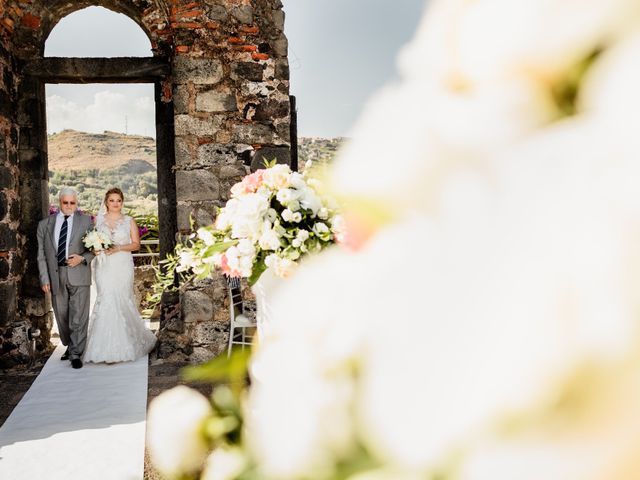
[37,188,94,369]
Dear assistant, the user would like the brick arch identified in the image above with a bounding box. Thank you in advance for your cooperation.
[11,0,171,58]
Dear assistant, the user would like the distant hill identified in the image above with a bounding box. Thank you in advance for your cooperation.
[48,129,156,172]
[46,130,344,213]
[297,137,346,168]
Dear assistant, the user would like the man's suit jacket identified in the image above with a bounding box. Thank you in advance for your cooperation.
[37,213,95,295]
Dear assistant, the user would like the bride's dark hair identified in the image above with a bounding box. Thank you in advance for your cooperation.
[104,188,124,212]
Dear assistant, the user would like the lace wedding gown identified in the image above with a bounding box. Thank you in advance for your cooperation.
[83,214,157,363]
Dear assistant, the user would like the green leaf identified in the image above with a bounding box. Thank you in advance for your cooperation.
[203,240,238,257]
[248,260,267,286]
[182,348,252,384]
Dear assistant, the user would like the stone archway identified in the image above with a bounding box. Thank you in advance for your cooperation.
[0,0,292,367]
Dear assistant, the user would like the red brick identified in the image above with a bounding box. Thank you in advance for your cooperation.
[239,25,259,35]
[228,36,243,44]
[177,10,203,19]
[162,82,172,101]
[175,45,190,53]
[2,17,14,30]
[174,21,202,29]
[252,53,269,61]
[205,21,220,29]
[21,13,40,29]
[234,45,257,52]
[178,2,200,11]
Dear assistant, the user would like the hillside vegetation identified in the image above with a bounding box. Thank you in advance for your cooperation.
[48,130,343,214]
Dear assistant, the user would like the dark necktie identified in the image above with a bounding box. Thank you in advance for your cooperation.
[57,215,69,266]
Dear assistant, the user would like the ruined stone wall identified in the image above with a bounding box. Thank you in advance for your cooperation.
[164,0,291,361]
[0,0,291,366]
[0,2,33,368]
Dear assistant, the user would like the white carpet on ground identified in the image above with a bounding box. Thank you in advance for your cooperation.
[0,343,149,480]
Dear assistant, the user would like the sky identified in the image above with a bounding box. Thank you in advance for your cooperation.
[45,0,427,138]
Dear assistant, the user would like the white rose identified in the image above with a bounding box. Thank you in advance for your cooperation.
[292,238,302,248]
[197,227,216,246]
[259,229,282,251]
[288,199,301,212]
[290,172,307,190]
[237,238,256,257]
[266,208,278,222]
[292,212,302,223]
[276,188,298,205]
[300,189,323,216]
[262,164,292,189]
[176,249,200,272]
[297,229,310,242]
[318,207,329,220]
[282,209,294,222]
[313,222,330,236]
[147,386,212,479]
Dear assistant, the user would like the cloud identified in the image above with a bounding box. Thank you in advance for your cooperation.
[46,90,156,137]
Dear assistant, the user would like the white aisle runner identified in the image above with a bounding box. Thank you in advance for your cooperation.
[0,344,149,480]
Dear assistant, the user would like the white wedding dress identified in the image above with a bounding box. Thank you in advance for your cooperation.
[83,214,157,363]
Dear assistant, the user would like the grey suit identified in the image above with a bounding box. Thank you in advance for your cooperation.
[37,213,95,359]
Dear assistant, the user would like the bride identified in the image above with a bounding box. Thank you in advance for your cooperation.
[83,188,157,364]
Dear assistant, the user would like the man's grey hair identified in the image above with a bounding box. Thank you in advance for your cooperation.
[58,187,79,201]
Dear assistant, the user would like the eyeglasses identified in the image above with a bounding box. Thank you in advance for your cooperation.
[61,201,77,205]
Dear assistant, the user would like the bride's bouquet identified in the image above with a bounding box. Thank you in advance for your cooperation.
[176,162,343,284]
[83,228,113,253]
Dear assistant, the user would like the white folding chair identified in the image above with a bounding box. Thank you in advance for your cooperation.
[226,277,257,357]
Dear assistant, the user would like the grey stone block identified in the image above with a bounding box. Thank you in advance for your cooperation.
[197,143,239,166]
[174,57,224,85]
[272,36,288,57]
[231,62,265,82]
[173,85,189,114]
[0,281,16,326]
[196,90,237,113]
[206,4,228,21]
[174,136,193,167]
[0,166,13,190]
[0,223,17,249]
[176,169,220,201]
[231,5,253,24]
[182,290,214,323]
[272,9,285,31]
[232,123,276,144]
[175,114,222,136]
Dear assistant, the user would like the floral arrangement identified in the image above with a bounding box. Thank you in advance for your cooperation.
[176,162,343,285]
[82,229,112,253]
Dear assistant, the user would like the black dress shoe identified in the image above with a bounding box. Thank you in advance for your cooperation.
[71,358,83,369]
[61,348,70,361]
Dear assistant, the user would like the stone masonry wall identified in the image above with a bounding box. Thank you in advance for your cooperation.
[0,0,291,367]
[0,4,34,369]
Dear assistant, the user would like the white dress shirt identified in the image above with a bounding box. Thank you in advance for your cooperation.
[54,212,75,260]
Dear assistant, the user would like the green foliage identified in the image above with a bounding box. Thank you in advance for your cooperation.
[143,252,181,317]
[48,168,158,215]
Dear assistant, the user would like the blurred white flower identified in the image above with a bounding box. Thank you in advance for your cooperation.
[201,447,247,480]
[147,386,212,479]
